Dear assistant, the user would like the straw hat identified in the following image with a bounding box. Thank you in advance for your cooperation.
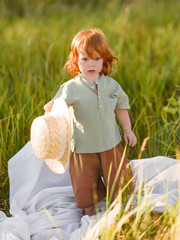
[30,98,71,174]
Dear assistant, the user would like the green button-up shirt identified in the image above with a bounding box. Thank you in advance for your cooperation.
[53,74,130,153]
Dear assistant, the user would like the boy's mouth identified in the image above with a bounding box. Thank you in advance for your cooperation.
[88,70,95,73]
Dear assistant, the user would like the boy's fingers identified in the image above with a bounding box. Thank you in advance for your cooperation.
[131,137,137,147]
[43,100,54,112]
[124,136,128,145]
[129,138,133,146]
[124,132,137,147]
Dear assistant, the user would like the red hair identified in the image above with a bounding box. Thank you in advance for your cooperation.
[64,29,118,76]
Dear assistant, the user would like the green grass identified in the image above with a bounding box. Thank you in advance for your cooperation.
[0,0,180,237]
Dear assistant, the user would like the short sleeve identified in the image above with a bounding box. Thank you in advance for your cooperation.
[53,83,71,107]
[115,83,130,109]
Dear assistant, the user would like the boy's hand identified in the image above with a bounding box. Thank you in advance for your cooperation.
[43,100,54,113]
[123,129,137,147]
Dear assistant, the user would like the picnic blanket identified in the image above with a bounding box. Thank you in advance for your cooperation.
[0,141,179,239]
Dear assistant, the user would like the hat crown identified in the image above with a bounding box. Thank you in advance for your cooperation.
[31,114,62,159]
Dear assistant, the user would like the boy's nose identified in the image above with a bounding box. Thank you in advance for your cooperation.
[89,59,95,66]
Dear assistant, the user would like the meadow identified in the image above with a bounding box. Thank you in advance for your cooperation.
[0,0,180,238]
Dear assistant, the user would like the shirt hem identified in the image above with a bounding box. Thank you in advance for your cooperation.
[74,139,122,154]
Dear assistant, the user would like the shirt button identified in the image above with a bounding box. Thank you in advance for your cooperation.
[99,105,102,108]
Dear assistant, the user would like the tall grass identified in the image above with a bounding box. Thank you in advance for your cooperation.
[0,0,180,236]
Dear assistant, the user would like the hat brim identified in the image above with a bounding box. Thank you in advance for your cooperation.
[31,98,71,174]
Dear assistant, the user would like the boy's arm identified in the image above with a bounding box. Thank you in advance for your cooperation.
[115,109,137,147]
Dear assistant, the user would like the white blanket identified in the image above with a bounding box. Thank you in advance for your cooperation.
[0,141,179,239]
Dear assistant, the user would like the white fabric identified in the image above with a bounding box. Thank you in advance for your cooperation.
[0,141,179,239]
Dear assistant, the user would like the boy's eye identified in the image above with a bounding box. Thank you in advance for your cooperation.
[82,58,88,61]
[95,57,101,61]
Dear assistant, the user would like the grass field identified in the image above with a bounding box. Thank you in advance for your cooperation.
[0,0,180,238]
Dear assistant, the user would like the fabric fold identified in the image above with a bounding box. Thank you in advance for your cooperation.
[0,142,179,239]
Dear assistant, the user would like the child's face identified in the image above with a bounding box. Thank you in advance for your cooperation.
[78,48,103,82]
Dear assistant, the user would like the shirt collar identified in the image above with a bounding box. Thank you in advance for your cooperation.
[78,74,105,89]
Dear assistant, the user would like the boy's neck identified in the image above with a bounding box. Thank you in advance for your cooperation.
[82,73,101,84]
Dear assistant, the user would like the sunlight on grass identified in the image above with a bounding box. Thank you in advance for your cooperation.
[83,172,180,240]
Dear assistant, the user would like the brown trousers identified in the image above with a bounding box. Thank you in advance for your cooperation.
[69,143,133,209]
